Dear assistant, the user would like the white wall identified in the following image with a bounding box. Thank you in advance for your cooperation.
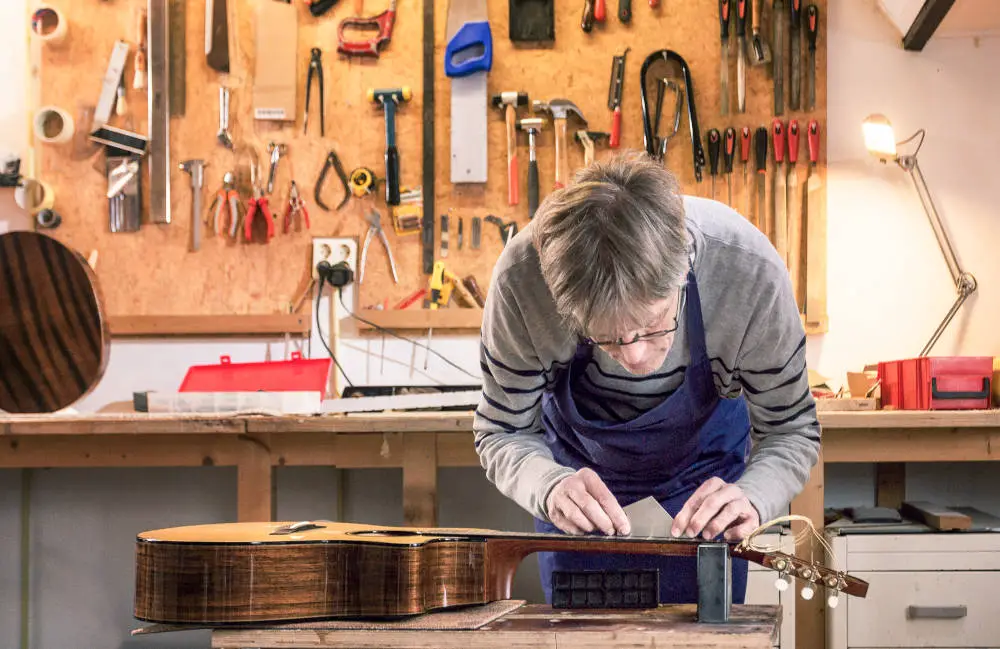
[3,1,1000,647]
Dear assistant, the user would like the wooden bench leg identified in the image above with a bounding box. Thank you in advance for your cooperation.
[402,434,438,527]
[790,447,825,649]
[237,435,273,522]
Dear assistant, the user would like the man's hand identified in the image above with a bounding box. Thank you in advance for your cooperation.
[671,477,760,541]
[546,468,631,536]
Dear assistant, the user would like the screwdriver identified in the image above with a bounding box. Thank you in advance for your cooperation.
[724,127,736,206]
[707,128,721,200]
[740,126,751,218]
[753,126,768,234]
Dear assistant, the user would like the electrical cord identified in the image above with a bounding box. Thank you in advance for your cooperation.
[315,275,354,388]
[336,287,481,381]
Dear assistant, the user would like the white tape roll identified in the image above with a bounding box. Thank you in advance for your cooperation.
[31,6,67,44]
[33,106,75,145]
[14,179,55,216]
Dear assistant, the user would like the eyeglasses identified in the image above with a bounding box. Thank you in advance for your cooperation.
[581,291,681,349]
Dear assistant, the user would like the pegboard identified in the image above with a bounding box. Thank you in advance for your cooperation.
[26,0,828,335]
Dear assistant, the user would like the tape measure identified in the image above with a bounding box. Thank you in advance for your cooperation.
[349,167,376,197]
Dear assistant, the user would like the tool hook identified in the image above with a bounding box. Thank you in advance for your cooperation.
[315,150,351,211]
[304,48,324,136]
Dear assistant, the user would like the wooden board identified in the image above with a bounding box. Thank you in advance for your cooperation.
[27,0,828,335]
[209,604,779,648]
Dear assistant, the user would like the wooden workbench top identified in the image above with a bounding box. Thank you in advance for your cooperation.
[2,408,999,436]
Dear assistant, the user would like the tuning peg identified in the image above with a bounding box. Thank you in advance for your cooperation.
[828,592,840,608]
[801,584,815,600]
[774,574,790,591]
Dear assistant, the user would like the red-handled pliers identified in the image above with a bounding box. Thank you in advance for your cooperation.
[284,181,310,233]
[244,160,274,242]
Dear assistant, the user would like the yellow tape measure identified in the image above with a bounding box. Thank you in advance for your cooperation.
[349,167,376,197]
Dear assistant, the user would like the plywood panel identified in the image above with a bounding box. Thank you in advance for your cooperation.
[27,0,827,333]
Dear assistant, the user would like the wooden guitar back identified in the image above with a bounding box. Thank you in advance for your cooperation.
[0,231,110,413]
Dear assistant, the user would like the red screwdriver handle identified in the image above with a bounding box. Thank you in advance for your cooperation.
[595,0,607,22]
[740,126,751,164]
[724,127,736,173]
[808,119,819,164]
[772,119,785,164]
[788,119,799,164]
[610,107,622,148]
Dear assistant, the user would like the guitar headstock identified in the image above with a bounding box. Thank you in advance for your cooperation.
[733,546,868,608]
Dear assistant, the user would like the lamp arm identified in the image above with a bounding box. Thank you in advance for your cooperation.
[898,155,978,357]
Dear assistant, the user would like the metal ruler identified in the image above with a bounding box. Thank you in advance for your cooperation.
[168,0,186,116]
[148,0,171,224]
[422,0,435,274]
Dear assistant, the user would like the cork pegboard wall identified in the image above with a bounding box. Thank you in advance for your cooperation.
[27,0,828,335]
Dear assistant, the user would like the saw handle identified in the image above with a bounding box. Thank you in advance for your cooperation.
[444,21,493,77]
[772,119,785,164]
[337,8,396,56]
[788,120,799,164]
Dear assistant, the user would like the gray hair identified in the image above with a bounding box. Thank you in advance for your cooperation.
[531,150,689,337]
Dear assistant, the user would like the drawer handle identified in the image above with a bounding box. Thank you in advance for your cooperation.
[907,605,967,619]
[931,377,990,400]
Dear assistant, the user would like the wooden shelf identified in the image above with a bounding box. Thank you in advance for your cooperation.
[109,315,310,337]
[354,308,483,332]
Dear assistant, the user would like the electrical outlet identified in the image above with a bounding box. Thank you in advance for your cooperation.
[311,237,357,280]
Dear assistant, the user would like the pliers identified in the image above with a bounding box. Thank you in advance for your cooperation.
[303,48,324,136]
[360,209,399,284]
[209,171,242,238]
[284,181,310,233]
[315,149,350,211]
[244,158,275,242]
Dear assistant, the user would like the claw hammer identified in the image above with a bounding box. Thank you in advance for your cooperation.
[534,99,587,189]
[492,91,528,205]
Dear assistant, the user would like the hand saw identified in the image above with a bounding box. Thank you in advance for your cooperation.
[445,0,493,183]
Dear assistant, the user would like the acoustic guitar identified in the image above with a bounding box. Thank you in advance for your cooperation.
[134,520,868,625]
[0,231,110,413]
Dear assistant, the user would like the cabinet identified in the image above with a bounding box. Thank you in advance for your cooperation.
[826,532,1000,649]
[745,531,796,649]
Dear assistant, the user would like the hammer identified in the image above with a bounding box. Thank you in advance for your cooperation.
[367,86,412,205]
[575,130,609,167]
[492,91,528,206]
[517,117,545,219]
[533,99,587,189]
[178,159,206,252]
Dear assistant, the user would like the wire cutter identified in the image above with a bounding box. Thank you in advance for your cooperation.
[209,171,242,238]
[244,158,275,242]
[303,48,324,136]
[284,181,310,233]
[360,209,399,284]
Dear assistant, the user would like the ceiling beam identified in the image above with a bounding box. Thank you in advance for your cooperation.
[903,0,958,51]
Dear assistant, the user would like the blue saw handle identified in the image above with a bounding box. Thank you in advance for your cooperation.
[445,21,493,77]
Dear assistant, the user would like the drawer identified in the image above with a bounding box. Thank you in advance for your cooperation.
[846,571,999,648]
[841,534,1000,572]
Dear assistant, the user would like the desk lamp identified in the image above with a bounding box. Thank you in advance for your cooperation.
[862,114,977,357]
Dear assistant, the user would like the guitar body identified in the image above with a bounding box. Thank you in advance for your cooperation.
[0,231,110,413]
[134,520,868,625]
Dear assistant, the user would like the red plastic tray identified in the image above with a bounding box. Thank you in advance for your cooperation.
[179,352,332,394]
[877,356,992,410]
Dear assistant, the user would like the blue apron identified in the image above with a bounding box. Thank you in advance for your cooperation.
[535,268,751,604]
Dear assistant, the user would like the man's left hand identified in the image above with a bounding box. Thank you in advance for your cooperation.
[671,477,760,541]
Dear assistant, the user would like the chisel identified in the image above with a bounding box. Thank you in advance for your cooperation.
[786,119,802,308]
[707,128,721,200]
[735,0,748,113]
[724,127,736,206]
[740,126,751,219]
[719,0,731,116]
[789,0,802,110]
[772,119,786,262]
[753,126,767,234]
[773,0,785,115]
[806,5,818,110]
[805,119,824,324]
[750,0,770,66]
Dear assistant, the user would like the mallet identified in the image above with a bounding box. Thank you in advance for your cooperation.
[367,86,412,205]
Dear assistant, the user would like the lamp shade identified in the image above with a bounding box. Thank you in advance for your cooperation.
[862,113,897,161]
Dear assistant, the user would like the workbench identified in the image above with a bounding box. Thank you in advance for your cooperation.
[205,604,782,649]
[3,408,999,649]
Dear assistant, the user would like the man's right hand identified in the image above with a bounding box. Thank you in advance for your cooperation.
[546,467,631,536]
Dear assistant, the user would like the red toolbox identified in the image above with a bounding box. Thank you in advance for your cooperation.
[179,352,332,395]
[877,356,993,410]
